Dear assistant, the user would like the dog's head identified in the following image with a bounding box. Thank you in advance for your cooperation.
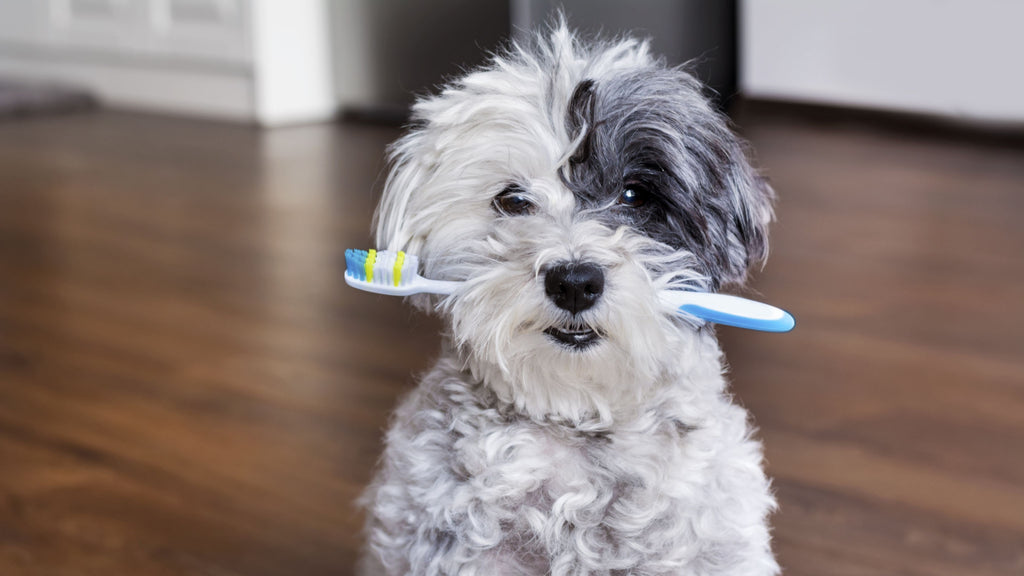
[375,24,773,420]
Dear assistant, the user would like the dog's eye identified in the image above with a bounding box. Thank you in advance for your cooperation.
[493,185,536,216]
[618,182,650,208]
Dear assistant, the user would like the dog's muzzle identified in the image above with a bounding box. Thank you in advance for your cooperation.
[543,261,604,350]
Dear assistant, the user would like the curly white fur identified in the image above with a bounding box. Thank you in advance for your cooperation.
[361,21,780,576]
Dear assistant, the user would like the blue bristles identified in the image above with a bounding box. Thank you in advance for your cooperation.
[345,249,368,281]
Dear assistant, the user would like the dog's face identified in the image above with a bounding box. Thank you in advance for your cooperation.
[375,27,772,420]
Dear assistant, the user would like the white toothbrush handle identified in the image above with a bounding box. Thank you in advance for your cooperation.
[416,278,461,295]
[660,291,795,332]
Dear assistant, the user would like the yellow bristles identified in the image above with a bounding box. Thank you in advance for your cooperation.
[365,249,376,282]
[393,251,405,286]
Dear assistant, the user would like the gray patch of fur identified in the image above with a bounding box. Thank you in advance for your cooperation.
[562,69,773,289]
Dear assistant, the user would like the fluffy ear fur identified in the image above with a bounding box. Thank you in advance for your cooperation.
[373,125,432,257]
[714,116,775,285]
[372,114,467,316]
[718,142,775,286]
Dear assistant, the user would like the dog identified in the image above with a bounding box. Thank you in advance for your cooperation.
[360,21,779,576]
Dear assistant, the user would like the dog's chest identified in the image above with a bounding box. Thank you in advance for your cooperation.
[451,412,698,558]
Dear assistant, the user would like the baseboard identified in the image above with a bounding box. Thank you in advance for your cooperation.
[0,50,257,123]
[732,97,1024,148]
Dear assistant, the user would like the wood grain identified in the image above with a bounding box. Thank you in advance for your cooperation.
[1,109,1022,575]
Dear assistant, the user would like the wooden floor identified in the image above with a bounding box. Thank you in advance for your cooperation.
[0,108,1021,575]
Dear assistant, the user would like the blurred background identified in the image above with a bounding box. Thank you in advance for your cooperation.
[0,1,1022,575]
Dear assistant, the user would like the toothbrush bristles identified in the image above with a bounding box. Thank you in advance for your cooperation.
[345,248,418,287]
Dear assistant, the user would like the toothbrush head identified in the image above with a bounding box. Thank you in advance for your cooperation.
[344,249,417,295]
[344,249,459,296]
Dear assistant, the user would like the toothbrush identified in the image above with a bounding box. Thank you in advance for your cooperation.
[345,249,794,332]
[344,249,460,296]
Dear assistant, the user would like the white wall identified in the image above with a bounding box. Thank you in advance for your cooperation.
[741,0,1024,124]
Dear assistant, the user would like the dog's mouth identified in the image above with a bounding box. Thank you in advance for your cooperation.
[544,325,602,350]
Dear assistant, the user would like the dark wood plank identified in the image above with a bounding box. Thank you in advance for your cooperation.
[0,113,435,576]
[0,109,1022,575]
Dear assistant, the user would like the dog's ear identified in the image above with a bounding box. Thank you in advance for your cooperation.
[718,156,774,287]
[372,128,442,314]
[373,125,433,256]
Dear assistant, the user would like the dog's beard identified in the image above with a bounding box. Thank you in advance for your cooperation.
[437,216,708,423]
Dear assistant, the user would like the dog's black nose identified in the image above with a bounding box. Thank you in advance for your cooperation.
[544,262,604,314]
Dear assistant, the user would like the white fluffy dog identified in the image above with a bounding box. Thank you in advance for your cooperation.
[361,22,779,576]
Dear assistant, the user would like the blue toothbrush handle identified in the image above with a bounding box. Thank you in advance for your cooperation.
[660,291,795,333]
